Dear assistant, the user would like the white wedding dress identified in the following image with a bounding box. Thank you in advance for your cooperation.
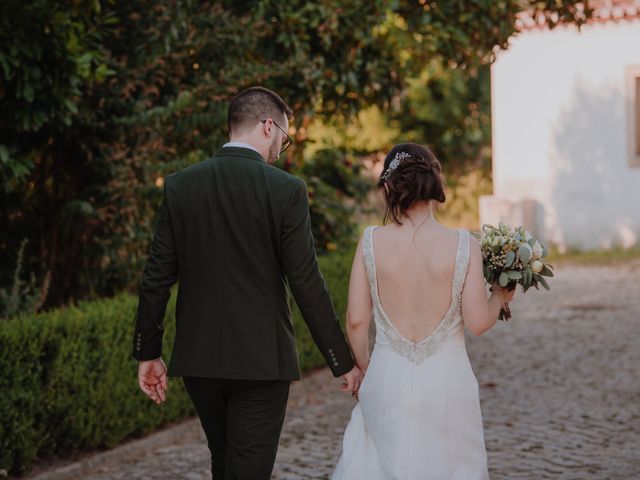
[333,226,489,480]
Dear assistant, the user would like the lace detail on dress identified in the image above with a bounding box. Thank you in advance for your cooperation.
[362,226,470,364]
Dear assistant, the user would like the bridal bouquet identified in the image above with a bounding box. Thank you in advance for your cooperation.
[477,222,554,320]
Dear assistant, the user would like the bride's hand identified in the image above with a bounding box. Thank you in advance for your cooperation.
[351,366,368,400]
[352,377,363,401]
[341,366,363,394]
[495,285,516,304]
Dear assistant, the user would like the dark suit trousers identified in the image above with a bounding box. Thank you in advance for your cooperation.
[183,377,290,480]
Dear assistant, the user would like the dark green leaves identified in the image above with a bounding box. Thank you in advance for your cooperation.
[0,0,583,307]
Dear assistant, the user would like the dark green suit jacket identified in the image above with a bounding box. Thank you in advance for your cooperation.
[132,146,354,380]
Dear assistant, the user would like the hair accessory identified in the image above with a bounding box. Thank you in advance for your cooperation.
[381,151,411,181]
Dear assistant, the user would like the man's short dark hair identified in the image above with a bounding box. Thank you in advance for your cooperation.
[227,86,293,135]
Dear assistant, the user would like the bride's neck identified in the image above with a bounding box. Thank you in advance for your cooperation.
[402,201,437,228]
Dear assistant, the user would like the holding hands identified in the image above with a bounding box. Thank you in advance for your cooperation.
[341,365,364,398]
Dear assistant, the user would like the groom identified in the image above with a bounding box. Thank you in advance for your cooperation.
[132,86,362,479]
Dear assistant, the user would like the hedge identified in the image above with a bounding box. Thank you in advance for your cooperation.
[0,247,354,476]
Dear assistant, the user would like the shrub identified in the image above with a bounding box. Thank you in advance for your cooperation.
[292,246,355,370]
[0,246,355,475]
[0,239,50,320]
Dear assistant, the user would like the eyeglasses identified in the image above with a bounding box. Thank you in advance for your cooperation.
[261,119,293,153]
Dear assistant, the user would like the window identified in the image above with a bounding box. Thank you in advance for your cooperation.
[626,65,640,167]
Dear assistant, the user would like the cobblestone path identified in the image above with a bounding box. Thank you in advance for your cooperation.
[23,261,640,479]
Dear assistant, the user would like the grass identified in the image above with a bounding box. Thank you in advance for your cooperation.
[545,246,640,266]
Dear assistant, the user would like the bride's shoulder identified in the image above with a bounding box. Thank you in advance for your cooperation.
[442,226,477,243]
[356,225,374,245]
[360,224,383,237]
[432,224,463,240]
[437,227,479,258]
[463,230,483,260]
[355,225,383,252]
[461,228,480,246]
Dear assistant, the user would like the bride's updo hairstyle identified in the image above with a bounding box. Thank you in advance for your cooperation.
[377,143,446,225]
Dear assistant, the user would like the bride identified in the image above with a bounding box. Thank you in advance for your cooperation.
[332,143,515,480]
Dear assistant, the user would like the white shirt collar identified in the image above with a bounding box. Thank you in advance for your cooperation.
[223,141,262,156]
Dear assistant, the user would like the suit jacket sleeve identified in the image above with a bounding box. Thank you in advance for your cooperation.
[280,179,355,377]
[132,179,179,361]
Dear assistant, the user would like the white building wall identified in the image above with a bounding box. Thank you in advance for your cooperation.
[488,18,640,250]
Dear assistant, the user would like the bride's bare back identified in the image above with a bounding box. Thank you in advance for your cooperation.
[345,144,515,377]
[371,221,460,343]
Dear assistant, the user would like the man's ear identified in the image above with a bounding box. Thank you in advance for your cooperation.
[262,118,272,136]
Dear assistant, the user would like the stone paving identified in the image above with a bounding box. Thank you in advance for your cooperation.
[22,260,640,479]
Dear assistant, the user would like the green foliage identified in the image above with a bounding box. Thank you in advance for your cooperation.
[0,239,50,319]
[0,294,191,476]
[296,149,371,250]
[0,0,593,308]
[395,62,492,177]
[0,0,114,185]
[305,106,401,156]
[0,0,398,307]
[307,63,494,229]
[0,247,353,475]
[389,0,591,70]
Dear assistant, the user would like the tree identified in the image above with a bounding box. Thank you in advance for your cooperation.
[0,0,592,308]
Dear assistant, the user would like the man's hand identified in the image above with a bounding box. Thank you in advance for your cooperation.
[341,365,363,395]
[138,357,168,405]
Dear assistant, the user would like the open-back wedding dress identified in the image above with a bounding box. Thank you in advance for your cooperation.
[332,226,489,480]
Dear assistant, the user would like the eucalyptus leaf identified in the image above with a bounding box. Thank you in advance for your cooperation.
[539,276,550,290]
[505,250,515,267]
[525,267,532,285]
[507,270,522,280]
[518,243,532,263]
[499,272,509,287]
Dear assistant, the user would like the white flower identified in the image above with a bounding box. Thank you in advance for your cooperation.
[532,241,543,259]
[531,260,544,273]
